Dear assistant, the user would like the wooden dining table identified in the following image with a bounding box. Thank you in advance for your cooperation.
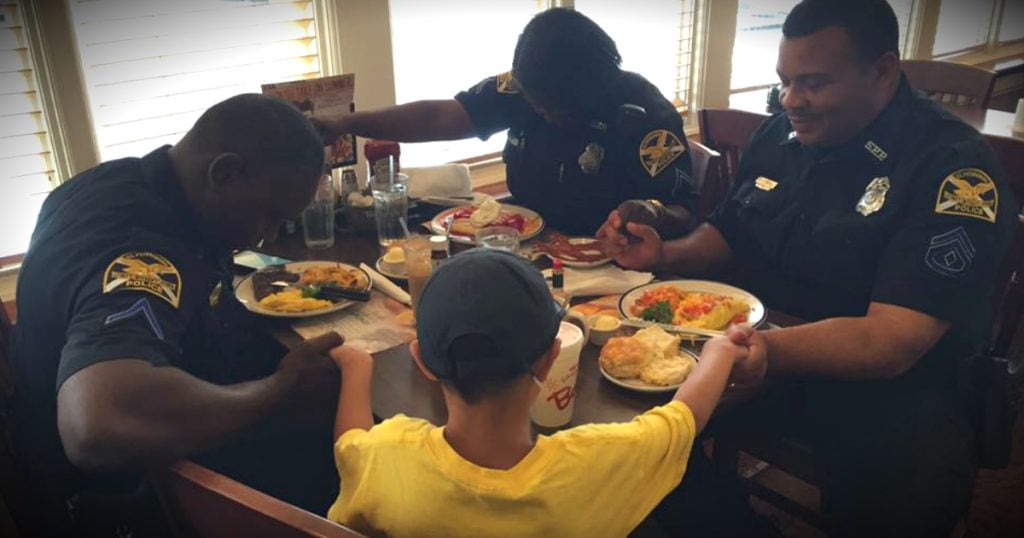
[259,221,799,432]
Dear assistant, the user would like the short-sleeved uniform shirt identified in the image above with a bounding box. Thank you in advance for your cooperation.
[455,71,698,235]
[328,402,695,537]
[11,147,264,501]
[708,78,1015,408]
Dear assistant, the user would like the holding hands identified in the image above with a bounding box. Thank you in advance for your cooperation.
[703,325,768,389]
[329,344,374,372]
[596,203,665,270]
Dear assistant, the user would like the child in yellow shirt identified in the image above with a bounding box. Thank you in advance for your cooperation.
[326,249,760,537]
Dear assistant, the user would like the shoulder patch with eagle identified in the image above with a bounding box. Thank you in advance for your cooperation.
[102,252,182,308]
[496,72,518,94]
[934,168,998,223]
[639,129,686,178]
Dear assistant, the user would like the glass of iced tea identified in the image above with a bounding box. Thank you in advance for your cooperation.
[402,235,433,317]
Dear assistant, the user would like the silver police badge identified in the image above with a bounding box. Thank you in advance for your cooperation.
[578,143,605,174]
[856,176,890,216]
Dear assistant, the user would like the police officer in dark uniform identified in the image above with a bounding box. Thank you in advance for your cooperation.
[599,1,1014,536]
[11,94,343,536]
[316,8,697,236]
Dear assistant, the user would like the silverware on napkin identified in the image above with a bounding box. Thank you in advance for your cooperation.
[618,318,725,339]
[359,263,412,306]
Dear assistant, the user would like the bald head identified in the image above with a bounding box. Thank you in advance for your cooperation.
[183,93,325,176]
[171,94,327,249]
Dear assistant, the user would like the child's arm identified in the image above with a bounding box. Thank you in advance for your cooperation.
[330,346,375,441]
[672,326,753,432]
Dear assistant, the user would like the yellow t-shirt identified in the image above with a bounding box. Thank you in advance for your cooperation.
[327,401,695,537]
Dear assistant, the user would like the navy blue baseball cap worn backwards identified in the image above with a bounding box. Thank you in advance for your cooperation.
[416,248,565,381]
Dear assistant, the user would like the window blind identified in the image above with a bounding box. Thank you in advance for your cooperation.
[574,0,698,110]
[388,0,540,166]
[68,0,322,162]
[0,0,56,259]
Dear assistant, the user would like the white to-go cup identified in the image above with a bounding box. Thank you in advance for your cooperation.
[530,321,585,428]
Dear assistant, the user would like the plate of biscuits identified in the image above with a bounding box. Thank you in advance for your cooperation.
[598,325,698,392]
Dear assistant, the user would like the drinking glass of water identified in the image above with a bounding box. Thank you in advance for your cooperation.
[475,226,520,253]
[302,174,335,250]
[371,172,409,249]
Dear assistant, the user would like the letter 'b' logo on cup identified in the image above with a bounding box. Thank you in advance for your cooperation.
[548,386,576,411]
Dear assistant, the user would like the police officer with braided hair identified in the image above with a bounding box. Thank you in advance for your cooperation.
[317,8,698,236]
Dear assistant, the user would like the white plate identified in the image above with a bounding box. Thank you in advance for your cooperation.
[235,261,371,319]
[599,348,700,393]
[375,256,407,281]
[543,237,612,268]
[617,280,766,338]
[429,203,545,245]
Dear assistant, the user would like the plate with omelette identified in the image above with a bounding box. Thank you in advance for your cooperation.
[618,280,765,338]
[599,326,699,392]
[429,197,544,244]
[235,261,371,318]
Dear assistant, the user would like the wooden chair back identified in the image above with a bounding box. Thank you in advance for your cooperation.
[0,297,11,401]
[902,60,996,119]
[985,135,1024,360]
[0,296,24,537]
[696,108,770,199]
[688,139,724,221]
[152,460,365,538]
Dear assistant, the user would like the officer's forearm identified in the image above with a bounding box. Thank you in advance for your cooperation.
[660,223,733,276]
[57,359,290,470]
[336,100,476,142]
[762,303,949,379]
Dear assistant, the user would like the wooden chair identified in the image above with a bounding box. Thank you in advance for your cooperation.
[902,60,996,123]
[696,108,770,212]
[0,296,24,537]
[688,139,724,221]
[152,460,365,538]
[986,134,1024,371]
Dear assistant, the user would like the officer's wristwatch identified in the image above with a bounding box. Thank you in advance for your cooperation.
[646,199,667,225]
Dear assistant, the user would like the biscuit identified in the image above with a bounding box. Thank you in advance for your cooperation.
[640,355,695,386]
[599,336,652,379]
[632,326,681,358]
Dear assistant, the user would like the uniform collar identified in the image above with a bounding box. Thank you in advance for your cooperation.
[781,76,915,168]
[588,71,632,131]
[141,146,227,259]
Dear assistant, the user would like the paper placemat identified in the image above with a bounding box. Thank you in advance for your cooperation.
[291,291,414,354]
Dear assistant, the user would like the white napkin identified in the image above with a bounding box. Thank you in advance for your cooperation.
[544,265,654,297]
[360,263,411,306]
[405,164,473,199]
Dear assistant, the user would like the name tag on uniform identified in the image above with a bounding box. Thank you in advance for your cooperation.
[755,177,778,191]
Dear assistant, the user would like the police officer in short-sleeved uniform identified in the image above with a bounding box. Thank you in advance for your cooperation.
[705,75,1015,532]
[11,141,337,534]
[455,70,696,235]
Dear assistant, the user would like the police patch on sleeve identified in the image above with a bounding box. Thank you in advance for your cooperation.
[102,252,182,308]
[496,71,518,94]
[639,129,687,178]
[925,227,976,278]
[934,168,998,223]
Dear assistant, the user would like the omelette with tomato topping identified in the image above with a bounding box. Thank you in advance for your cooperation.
[630,287,750,330]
